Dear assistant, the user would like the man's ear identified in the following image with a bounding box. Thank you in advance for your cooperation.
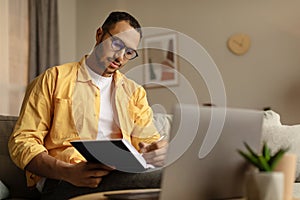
[96,27,104,45]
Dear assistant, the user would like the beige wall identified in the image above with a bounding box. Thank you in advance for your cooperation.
[58,0,77,64]
[59,0,300,124]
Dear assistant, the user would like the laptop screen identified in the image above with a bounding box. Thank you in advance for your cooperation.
[160,104,263,200]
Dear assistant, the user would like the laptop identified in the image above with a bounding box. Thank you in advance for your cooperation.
[159,104,264,200]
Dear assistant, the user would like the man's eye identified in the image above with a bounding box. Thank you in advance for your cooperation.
[126,49,134,55]
[112,39,124,50]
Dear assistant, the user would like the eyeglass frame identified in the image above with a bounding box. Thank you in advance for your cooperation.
[106,31,139,60]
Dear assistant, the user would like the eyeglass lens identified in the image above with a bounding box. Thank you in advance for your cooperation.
[108,31,138,60]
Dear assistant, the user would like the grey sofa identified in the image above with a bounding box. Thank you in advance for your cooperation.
[0,115,40,199]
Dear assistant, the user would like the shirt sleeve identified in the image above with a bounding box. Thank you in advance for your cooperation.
[129,86,161,150]
[8,70,55,170]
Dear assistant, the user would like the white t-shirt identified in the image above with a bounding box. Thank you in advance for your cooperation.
[85,64,121,140]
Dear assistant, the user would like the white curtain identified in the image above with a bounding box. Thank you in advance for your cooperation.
[0,0,28,116]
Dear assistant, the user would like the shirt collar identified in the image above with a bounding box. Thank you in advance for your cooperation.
[77,56,92,83]
[85,60,112,85]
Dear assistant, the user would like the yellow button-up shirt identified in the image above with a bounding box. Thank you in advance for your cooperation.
[8,57,160,187]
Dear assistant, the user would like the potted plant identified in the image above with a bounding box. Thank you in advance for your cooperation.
[238,142,289,200]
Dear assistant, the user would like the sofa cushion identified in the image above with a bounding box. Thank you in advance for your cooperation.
[262,110,300,182]
[153,113,173,140]
[0,115,40,199]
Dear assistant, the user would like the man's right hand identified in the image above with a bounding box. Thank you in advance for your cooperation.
[25,152,114,188]
[62,162,113,188]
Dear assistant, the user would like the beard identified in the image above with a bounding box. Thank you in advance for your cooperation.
[87,43,123,77]
[93,43,107,71]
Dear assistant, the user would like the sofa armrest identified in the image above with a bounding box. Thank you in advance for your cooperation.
[0,115,40,199]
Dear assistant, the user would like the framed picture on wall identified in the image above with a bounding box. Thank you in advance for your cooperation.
[143,33,178,88]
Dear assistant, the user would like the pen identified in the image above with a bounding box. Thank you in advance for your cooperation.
[157,135,166,142]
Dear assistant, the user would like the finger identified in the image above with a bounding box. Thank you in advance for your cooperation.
[144,154,166,167]
[151,160,165,167]
[143,151,165,161]
[98,164,116,171]
[87,162,115,171]
[142,146,168,158]
[146,140,168,152]
[90,170,110,178]
[142,150,167,167]
[86,177,103,188]
[139,142,148,153]
[154,140,168,149]
[72,176,102,188]
[139,142,146,149]
[139,140,168,154]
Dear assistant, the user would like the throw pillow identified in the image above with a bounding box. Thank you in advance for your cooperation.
[262,110,300,181]
[0,180,9,199]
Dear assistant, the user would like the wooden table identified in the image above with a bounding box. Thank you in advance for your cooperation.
[69,188,161,200]
[69,188,300,200]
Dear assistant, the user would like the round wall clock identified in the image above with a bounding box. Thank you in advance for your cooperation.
[227,33,251,55]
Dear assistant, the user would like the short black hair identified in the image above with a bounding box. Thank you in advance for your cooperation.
[101,11,142,38]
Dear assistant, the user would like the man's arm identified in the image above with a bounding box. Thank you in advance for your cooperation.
[128,85,168,166]
[26,152,112,188]
[9,69,112,188]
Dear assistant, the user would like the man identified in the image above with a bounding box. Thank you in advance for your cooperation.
[9,11,168,199]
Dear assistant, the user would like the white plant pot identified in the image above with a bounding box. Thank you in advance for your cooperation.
[246,171,284,200]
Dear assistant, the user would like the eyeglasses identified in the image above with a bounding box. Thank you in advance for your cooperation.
[107,31,138,60]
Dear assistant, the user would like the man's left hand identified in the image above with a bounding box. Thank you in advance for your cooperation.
[138,138,168,167]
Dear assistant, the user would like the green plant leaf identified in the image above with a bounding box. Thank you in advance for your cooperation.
[237,150,261,169]
[238,142,289,172]
[238,141,289,172]
[243,142,259,159]
[269,147,289,170]
[258,155,272,171]
[262,142,271,162]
